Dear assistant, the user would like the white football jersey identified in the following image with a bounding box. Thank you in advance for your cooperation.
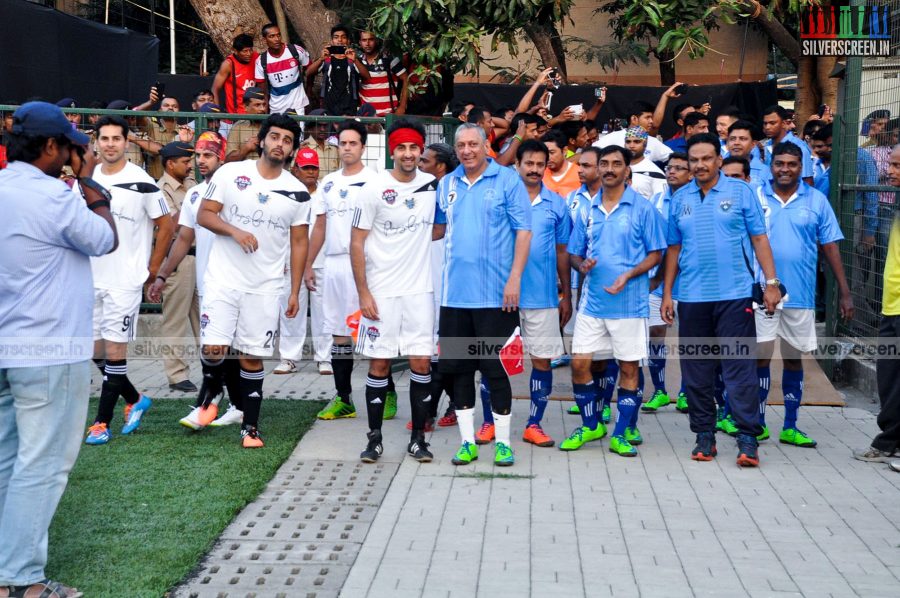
[203,160,311,295]
[178,181,215,297]
[316,166,377,257]
[352,169,437,297]
[88,161,169,291]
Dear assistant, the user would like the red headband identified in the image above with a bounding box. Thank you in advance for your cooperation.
[195,131,226,161]
[388,128,425,154]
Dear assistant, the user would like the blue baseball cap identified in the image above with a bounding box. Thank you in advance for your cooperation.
[11,102,90,145]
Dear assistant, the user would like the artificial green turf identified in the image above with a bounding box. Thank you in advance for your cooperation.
[46,398,323,598]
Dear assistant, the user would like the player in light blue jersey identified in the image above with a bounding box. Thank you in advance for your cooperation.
[726,120,771,188]
[564,155,618,424]
[565,146,666,456]
[762,105,814,185]
[661,133,783,467]
[509,140,573,447]
[436,123,532,467]
[755,142,853,448]
[642,152,692,415]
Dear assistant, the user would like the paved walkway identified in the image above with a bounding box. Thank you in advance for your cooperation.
[116,357,900,598]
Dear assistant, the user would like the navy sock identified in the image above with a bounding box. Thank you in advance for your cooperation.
[648,341,667,393]
[592,372,605,413]
[757,366,771,427]
[637,368,645,400]
[782,368,803,430]
[574,383,599,430]
[527,368,552,426]
[630,392,642,428]
[613,388,638,437]
[479,378,494,424]
[603,362,619,409]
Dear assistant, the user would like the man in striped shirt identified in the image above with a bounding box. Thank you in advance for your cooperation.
[358,31,408,116]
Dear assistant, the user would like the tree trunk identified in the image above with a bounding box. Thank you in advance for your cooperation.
[743,0,801,66]
[524,23,568,80]
[272,0,290,45]
[657,50,676,86]
[280,0,339,53]
[795,55,818,130]
[188,0,270,58]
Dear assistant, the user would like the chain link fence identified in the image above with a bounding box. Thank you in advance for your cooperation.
[829,1,900,357]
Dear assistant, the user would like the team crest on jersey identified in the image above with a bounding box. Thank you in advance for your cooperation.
[339,188,348,199]
[200,313,209,329]
[447,191,457,205]
[324,181,333,193]
[235,175,252,190]
[719,199,733,212]
[681,205,692,217]
[569,198,578,212]
[258,193,270,204]
[189,191,199,204]
[366,326,380,341]
[404,196,416,209]
[382,189,398,205]
[483,189,497,201]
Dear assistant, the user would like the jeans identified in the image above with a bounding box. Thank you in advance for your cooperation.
[0,361,90,585]
[872,316,900,453]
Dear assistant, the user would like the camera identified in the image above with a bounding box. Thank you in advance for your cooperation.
[674,84,689,95]
[328,45,346,55]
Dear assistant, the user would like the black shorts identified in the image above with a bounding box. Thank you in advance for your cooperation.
[438,307,520,376]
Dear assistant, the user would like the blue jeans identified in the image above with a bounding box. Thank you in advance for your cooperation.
[0,361,90,586]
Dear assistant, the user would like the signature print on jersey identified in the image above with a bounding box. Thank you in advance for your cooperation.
[382,215,434,236]
[235,176,252,190]
[228,204,289,233]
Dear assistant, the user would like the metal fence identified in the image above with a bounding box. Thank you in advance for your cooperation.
[829,1,900,357]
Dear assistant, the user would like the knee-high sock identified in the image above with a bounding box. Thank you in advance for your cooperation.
[648,341,667,393]
[223,353,242,410]
[574,382,599,430]
[592,371,605,413]
[637,368,645,400]
[364,373,389,431]
[95,360,132,424]
[428,357,443,418]
[494,412,512,445]
[782,368,803,430]
[456,407,476,445]
[92,358,106,374]
[409,369,432,435]
[630,389,642,428]
[757,366,771,427]
[239,366,265,428]
[197,354,225,408]
[602,362,619,409]
[479,378,495,424]
[331,343,354,404]
[387,373,396,394]
[613,388,639,438]
[527,368,552,426]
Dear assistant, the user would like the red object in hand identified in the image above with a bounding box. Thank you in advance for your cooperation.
[346,310,362,343]
[499,326,525,376]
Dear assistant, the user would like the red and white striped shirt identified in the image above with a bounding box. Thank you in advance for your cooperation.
[359,54,405,116]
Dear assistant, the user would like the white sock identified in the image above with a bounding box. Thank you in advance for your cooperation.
[456,407,475,445]
[493,412,511,445]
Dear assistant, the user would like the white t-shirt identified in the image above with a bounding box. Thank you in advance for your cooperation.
[316,166,377,257]
[595,130,672,163]
[353,170,437,297]
[178,181,215,297]
[203,160,312,295]
[88,161,169,291]
[630,159,667,200]
[362,133,386,172]
[254,44,311,114]
[309,190,326,269]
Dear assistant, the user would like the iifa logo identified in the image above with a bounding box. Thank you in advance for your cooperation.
[800,2,892,57]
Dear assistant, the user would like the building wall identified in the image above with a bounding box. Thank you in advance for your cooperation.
[461,3,769,85]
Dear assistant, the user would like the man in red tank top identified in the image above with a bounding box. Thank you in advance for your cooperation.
[212,34,259,115]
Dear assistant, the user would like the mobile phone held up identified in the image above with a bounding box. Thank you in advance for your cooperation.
[674,83,689,95]
[155,81,166,99]
[328,45,346,55]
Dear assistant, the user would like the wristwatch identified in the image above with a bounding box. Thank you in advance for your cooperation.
[765,278,781,287]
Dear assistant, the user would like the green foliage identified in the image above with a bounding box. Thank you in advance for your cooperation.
[563,36,651,72]
[368,0,575,81]
[598,0,742,62]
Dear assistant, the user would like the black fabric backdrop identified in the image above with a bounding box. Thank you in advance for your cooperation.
[0,0,158,106]
[454,80,778,139]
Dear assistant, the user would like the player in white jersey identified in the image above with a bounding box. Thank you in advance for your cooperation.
[148,132,245,430]
[306,120,381,421]
[196,113,311,448]
[351,118,440,463]
[84,115,175,446]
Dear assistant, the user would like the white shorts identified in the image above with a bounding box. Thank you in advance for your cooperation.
[200,282,281,357]
[520,308,564,359]
[571,313,648,362]
[322,254,359,337]
[357,292,434,358]
[93,288,141,343]
[755,308,817,353]
[648,294,669,328]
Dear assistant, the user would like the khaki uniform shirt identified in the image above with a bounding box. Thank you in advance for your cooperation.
[302,136,339,179]
[226,120,261,161]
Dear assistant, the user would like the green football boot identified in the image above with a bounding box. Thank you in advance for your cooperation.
[675,392,689,413]
[317,396,357,420]
[494,442,515,466]
[383,390,398,420]
[559,423,607,451]
[780,428,817,448]
[609,435,638,457]
[641,389,671,412]
[451,441,479,465]
[624,426,643,445]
